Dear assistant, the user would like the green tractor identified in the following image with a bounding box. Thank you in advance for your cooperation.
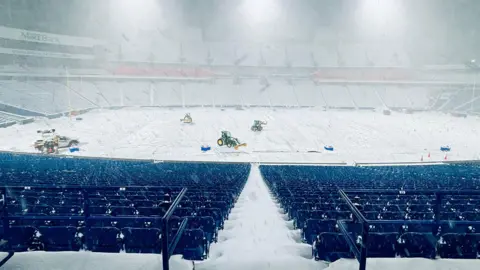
[251,120,267,132]
[217,131,247,150]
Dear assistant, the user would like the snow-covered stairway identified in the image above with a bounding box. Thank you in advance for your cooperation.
[196,164,324,270]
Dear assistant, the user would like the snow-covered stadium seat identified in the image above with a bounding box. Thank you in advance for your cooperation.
[347,85,383,109]
[403,87,432,110]
[210,79,242,107]
[234,43,261,66]
[312,44,338,67]
[0,114,14,125]
[183,82,215,107]
[207,42,235,66]
[67,80,111,108]
[119,82,151,106]
[0,111,25,122]
[288,44,314,67]
[238,79,271,107]
[338,43,369,67]
[0,80,91,114]
[294,81,327,107]
[153,82,182,106]
[378,86,412,108]
[365,43,411,67]
[322,85,355,108]
[33,81,92,111]
[92,81,123,107]
[0,80,49,113]
[267,82,298,107]
[261,44,285,67]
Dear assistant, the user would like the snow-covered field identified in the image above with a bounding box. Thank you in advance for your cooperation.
[0,107,479,164]
[1,107,480,270]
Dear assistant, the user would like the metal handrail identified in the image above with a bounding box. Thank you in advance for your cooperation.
[161,188,188,270]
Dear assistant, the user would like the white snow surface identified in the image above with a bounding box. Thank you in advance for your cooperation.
[328,258,480,270]
[0,253,192,270]
[196,164,324,270]
[0,107,478,163]
[1,107,480,269]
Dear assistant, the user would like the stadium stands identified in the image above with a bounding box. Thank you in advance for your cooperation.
[0,80,92,114]
[260,164,480,261]
[0,77,458,113]
[322,86,356,109]
[0,111,25,125]
[347,86,383,109]
[0,153,250,260]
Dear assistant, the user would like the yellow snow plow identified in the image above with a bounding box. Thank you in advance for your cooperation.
[234,143,247,150]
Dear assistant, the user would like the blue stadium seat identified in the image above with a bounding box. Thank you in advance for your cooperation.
[439,221,479,234]
[365,233,397,257]
[313,232,353,262]
[173,207,193,217]
[137,207,164,217]
[304,219,337,244]
[188,216,216,243]
[0,155,246,259]
[86,227,122,252]
[89,206,108,216]
[1,226,36,252]
[132,200,157,207]
[397,232,436,258]
[52,205,83,216]
[39,226,82,251]
[111,207,137,216]
[197,208,223,229]
[437,233,479,259]
[173,229,206,260]
[121,228,161,253]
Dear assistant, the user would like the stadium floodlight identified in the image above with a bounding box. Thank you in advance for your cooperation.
[239,0,282,25]
[466,59,479,70]
[355,0,405,36]
[111,0,162,31]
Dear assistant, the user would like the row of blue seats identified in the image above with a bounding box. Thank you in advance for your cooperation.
[294,209,480,230]
[0,153,251,187]
[4,215,218,243]
[8,199,231,212]
[313,231,480,260]
[0,154,250,260]
[0,225,207,260]
[304,219,480,245]
[260,164,480,261]
[260,164,480,190]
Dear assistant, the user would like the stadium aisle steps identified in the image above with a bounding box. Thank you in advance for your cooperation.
[196,164,320,270]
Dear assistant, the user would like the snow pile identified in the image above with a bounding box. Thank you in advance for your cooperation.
[0,252,192,270]
[196,164,324,270]
[326,258,480,270]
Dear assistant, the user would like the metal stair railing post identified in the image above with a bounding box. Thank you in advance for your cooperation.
[339,189,368,270]
[0,187,14,268]
[161,188,188,270]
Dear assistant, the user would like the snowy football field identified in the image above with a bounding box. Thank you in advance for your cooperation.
[0,107,478,164]
[1,108,480,270]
